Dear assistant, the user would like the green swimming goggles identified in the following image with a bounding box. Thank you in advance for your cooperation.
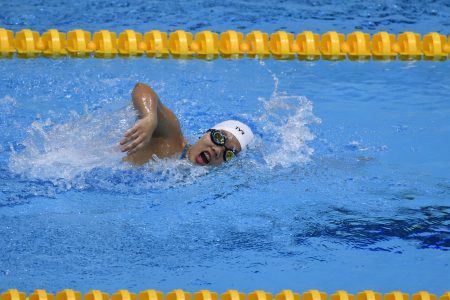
[207,129,237,162]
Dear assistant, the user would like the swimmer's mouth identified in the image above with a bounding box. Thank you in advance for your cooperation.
[196,150,211,165]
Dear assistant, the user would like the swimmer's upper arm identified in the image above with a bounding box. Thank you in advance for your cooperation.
[131,83,182,139]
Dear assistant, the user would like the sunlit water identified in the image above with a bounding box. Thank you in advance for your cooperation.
[1,0,450,295]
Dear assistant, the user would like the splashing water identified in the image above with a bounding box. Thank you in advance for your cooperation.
[8,64,320,193]
[9,105,134,181]
[8,105,209,193]
[255,61,321,168]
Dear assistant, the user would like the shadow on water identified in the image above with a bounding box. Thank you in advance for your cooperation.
[292,205,450,251]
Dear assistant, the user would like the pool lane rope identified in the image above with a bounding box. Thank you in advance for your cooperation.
[1,289,450,300]
[1,28,450,60]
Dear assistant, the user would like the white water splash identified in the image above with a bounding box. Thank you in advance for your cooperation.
[256,61,321,168]
[9,106,132,181]
[8,105,210,192]
[8,63,320,192]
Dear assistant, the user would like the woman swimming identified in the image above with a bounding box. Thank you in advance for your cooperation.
[120,83,254,166]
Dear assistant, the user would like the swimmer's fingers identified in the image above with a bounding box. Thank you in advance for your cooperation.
[126,136,147,155]
[122,135,144,154]
[120,130,140,146]
[128,142,146,155]
[120,122,144,145]
[124,126,138,138]
[121,118,155,151]
[122,138,140,153]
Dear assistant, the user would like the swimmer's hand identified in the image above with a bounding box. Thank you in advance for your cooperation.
[120,117,157,155]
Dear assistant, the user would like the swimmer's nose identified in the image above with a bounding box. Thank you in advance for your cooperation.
[211,145,222,160]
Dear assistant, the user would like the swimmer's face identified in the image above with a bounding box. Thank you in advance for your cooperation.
[188,130,242,166]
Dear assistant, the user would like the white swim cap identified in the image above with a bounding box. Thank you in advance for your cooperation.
[212,120,254,150]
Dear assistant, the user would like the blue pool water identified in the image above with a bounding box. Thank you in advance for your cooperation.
[1,0,450,296]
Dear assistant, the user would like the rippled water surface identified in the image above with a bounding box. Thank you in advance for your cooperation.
[1,0,450,295]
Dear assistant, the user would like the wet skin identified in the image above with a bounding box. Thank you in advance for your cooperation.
[120,83,241,166]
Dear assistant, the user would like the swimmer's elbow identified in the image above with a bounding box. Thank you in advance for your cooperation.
[132,83,159,101]
[133,82,151,95]
[134,82,148,89]
[131,82,161,119]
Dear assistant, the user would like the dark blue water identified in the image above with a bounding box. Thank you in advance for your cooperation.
[1,0,449,296]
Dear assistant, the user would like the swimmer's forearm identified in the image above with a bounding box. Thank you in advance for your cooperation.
[129,82,182,141]
[132,83,159,122]
[120,83,159,155]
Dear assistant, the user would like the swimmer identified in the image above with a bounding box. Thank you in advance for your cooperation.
[120,83,254,166]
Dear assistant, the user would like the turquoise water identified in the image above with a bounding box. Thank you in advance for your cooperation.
[1,0,450,295]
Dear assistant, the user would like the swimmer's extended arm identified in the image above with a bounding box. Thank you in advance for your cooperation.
[120,83,182,155]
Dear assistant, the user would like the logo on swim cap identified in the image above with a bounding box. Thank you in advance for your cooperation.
[236,126,245,135]
[212,120,254,150]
